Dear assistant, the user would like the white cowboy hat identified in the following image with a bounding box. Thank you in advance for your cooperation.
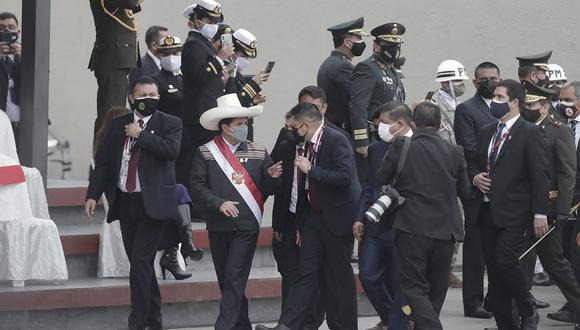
[200,93,263,131]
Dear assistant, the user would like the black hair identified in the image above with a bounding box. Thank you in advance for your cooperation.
[131,76,159,94]
[290,102,322,122]
[497,79,525,110]
[284,110,293,120]
[518,65,538,81]
[145,25,168,48]
[379,101,413,126]
[298,85,327,103]
[218,118,235,131]
[413,101,441,130]
[332,32,349,49]
[0,12,18,26]
[474,62,500,79]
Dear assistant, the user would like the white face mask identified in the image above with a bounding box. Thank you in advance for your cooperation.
[200,23,218,39]
[378,122,404,142]
[160,55,181,73]
[235,56,251,72]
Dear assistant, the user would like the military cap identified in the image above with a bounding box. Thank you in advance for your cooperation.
[516,50,552,71]
[183,0,223,24]
[524,81,556,103]
[158,35,183,54]
[212,23,233,42]
[327,17,370,37]
[233,29,257,58]
[371,22,405,43]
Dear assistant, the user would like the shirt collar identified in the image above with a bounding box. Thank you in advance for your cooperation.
[133,111,152,126]
[404,129,413,137]
[501,114,520,130]
[221,135,241,151]
[147,50,161,69]
[481,96,492,108]
[310,121,324,144]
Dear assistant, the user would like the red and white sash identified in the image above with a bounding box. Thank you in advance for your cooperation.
[205,136,265,224]
[0,165,25,185]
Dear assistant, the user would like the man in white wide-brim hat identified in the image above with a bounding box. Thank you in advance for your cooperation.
[190,93,282,329]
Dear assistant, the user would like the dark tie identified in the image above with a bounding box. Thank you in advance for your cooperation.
[488,122,506,169]
[295,146,304,188]
[125,119,144,193]
[2,56,18,105]
[569,120,577,144]
[307,143,321,210]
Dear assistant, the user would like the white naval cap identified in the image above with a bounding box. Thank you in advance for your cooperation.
[233,29,257,58]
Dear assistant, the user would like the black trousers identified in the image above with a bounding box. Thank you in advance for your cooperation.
[480,204,534,320]
[396,230,454,330]
[279,209,357,330]
[461,198,487,312]
[94,68,129,137]
[209,229,259,330]
[118,193,164,330]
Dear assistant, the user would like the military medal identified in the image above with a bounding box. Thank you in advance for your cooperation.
[232,172,245,185]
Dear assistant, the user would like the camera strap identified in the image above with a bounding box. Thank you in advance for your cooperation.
[391,136,411,186]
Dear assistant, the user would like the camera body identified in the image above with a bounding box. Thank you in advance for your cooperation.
[364,185,406,223]
[0,30,18,44]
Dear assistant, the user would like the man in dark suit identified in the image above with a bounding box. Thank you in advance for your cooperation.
[453,61,500,319]
[472,79,550,330]
[88,0,142,136]
[0,12,21,145]
[178,0,233,187]
[257,102,361,330]
[377,101,469,330]
[85,76,182,330]
[128,25,168,91]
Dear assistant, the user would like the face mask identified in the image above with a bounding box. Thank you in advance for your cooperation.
[131,97,158,117]
[235,56,251,72]
[490,100,510,119]
[227,124,248,143]
[200,23,219,39]
[520,107,542,123]
[292,126,306,143]
[160,55,181,73]
[378,43,401,63]
[557,101,578,120]
[378,122,403,142]
[477,80,497,99]
[349,40,366,57]
[536,76,551,88]
[451,81,465,97]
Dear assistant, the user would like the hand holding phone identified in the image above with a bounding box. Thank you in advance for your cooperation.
[264,61,275,74]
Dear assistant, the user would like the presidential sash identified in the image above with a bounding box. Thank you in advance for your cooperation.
[205,136,265,224]
[0,165,25,185]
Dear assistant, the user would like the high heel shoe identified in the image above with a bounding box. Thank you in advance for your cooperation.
[159,246,192,280]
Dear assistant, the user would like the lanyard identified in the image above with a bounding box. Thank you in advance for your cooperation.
[486,125,512,173]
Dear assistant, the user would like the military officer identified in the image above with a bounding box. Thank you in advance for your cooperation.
[88,0,143,137]
[521,84,580,329]
[317,17,369,135]
[152,36,184,119]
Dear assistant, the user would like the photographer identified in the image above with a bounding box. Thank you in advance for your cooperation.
[0,12,21,144]
[376,101,469,330]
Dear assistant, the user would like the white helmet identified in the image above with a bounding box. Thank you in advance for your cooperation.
[436,60,469,82]
[547,63,567,82]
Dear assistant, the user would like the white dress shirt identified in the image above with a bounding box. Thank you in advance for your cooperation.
[481,96,492,108]
[289,144,305,214]
[118,112,152,192]
[569,117,580,148]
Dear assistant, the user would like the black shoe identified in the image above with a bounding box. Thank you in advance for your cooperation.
[520,309,539,330]
[532,272,552,286]
[547,308,575,323]
[465,306,494,319]
[176,206,204,263]
[530,296,550,309]
[160,246,192,280]
[255,325,291,330]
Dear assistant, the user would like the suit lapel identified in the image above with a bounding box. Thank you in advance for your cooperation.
[113,114,134,175]
[494,117,524,165]
[474,95,495,121]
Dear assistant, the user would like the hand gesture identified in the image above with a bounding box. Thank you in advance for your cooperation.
[252,70,270,85]
[84,199,97,219]
[0,42,11,56]
[217,44,234,61]
[268,161,283,178]
[220,201,240,217]
[533,217,549,238]
[253,94,267,104]
[294,156,311,174]
[355,146,368,158]
[353,221,365,241]
[125,123,142,139]
[473,172,491,193]
[11,42,21,57]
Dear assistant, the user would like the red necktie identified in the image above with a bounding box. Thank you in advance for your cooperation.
[125,119,144,193]
[307,143,321,210]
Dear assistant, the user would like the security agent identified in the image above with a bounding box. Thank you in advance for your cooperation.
[520,83,580,330]
[317,17,369,135]
[128,25,169,91]
[349,22,406,183]
[376,101,469,330]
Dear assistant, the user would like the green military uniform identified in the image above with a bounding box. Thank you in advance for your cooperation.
[522,84,580,319]
[88,0,141,137]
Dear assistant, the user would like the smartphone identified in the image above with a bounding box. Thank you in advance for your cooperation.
[220,33,233,48]
[424,91,434,100]
[264,61,276,73]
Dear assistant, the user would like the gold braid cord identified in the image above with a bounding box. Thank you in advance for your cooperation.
[100,0,137,32]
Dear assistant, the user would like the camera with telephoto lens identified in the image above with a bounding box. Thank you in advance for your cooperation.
[365,185,406,223]
[0,30,18,44]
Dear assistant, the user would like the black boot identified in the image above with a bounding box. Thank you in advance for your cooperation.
[176,204,204,263]
[160,246,192,280]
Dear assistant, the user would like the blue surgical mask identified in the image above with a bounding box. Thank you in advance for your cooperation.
[490,100,510,120]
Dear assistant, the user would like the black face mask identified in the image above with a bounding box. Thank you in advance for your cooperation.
[557,102,578,120]
[284,128,298,143]
[350,41,366,57]
[291,127,306,143]
[477,80,497,99]
[520,107,542,123]
[379,44,401,63]
[533,73,550,88]
[131,97,158,117]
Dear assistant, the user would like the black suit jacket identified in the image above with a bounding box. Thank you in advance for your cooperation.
[475,116,550,228]
[88,0,141,71]
[128,53,160,91]
[296,126,361,236]
[454,93,496,200]
[181,31,224,147]
[87,111,183,222]
[0,56,19,111]
[271,138,300,233]
[152,69,183,119]
[377,128,469,241]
